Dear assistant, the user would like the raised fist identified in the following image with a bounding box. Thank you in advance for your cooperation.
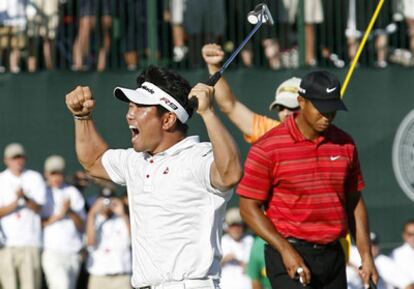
[65,86,96,117]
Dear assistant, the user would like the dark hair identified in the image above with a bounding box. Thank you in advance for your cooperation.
[136,65,193,133]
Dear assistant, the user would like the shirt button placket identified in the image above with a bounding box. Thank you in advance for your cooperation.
[144,158,154,192]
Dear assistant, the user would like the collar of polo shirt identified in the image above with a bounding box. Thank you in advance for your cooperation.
[114,82,190,123]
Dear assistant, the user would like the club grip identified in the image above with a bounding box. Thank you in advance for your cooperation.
[368,279,377,289]
[189,71,223,110]
[205,71,222,87]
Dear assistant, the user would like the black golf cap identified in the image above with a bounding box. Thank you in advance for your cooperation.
[298,71,347,113]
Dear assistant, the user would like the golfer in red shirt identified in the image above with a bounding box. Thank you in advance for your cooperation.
[237,71,378,289]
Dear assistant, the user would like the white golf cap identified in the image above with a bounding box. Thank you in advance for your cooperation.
[4,143,26,158]
[113,81,190,123]
[269,77,301,111]
[44,155,65,173]
[225,208,243,225]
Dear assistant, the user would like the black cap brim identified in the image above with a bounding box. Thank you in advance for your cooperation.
[308,98,347,114]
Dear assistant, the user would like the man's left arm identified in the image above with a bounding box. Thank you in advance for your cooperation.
[347,191,379,287]
[189,83,242,191]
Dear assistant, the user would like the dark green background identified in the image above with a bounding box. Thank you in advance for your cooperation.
[1,67,413,250]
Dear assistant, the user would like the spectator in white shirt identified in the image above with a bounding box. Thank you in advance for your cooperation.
[347,232,414,289]
[41,155,86,289]
[0,143,46,289]
[392,220,414,284]
[221,208,253,289]
[65,65,242,289]
[86,189,132,289]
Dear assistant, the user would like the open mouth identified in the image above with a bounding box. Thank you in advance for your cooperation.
[129,125,139,138]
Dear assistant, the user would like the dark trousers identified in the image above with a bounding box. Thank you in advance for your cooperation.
[264,240,347,289]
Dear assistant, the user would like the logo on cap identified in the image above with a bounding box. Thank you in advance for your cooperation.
[326,87,337,93]
[141,85,155,94]
[160,97,178,110]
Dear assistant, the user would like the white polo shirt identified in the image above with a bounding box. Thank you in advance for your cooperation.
[0,169,46,247]
[87,214,132,276]
[391,243,414,283]
[41,184,86,253]
[102,136,232,288]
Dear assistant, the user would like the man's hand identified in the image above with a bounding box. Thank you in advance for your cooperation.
[57,198,71,219]
[65,86,96,117]
[202,44,224,69]
[359,257,379,288]
[16,188,25,199]
[189,84,214,116]
[89,198,104,216]
[281,245,311,286]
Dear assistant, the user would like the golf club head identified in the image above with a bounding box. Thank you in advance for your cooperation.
[247,3,274,25]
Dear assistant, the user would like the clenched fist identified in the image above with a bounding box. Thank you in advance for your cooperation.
[65,86,96,117]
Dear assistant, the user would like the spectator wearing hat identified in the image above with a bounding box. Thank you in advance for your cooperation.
[0,143,46,289]
[221,207,253,289]
[348,232,414,289]
[41,155,86,289]
[86,189,132,289]
[392,219,414,285]
[238,71,378,289]
[202,43,300,144]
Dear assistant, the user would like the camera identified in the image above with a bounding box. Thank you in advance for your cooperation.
[103,197,111,208]
[101,187,113,208]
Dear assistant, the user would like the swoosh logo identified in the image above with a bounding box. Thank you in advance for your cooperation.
[330,156,340,161]
[326,87,337,93]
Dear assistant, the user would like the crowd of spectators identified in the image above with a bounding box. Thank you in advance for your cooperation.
[0,143,132,289]
[1,0,414,73]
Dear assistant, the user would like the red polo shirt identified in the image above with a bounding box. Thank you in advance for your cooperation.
[237,114,364,244]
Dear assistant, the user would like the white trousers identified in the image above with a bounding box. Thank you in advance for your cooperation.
[42,249,82,289]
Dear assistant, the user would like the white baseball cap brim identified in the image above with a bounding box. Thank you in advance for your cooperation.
[113,82,189,123]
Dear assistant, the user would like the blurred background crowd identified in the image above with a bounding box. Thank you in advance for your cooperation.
[0,0,414,73]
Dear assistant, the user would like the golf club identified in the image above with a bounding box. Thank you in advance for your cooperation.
[190,3,274,109]
[206,3,274,87]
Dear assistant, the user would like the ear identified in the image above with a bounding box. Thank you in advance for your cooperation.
[161,112,178,130]
[297,95,306,110]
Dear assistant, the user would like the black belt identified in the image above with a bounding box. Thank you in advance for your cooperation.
[287,237,338,249]
[136,287,150,289]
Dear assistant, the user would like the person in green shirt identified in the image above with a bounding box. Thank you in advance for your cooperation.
[247,236,272,289]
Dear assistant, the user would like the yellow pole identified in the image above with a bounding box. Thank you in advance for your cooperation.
[341,0,385,97]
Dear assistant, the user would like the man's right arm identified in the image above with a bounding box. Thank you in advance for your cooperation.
[239,197,312,285]
[65,86,110,180]
[202,44,255,136]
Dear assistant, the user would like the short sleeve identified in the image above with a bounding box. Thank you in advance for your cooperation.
[190,144,231,197]
[345,146,365,194]
[237,143,273,201]
[101,149,130,186]
[244,114,280,144]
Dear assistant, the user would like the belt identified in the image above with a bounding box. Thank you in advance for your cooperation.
[287,237,338,249]
[136,278,215,289]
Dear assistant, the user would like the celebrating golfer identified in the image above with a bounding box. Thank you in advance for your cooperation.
[65,65,242,289]
[237,71,378,289]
